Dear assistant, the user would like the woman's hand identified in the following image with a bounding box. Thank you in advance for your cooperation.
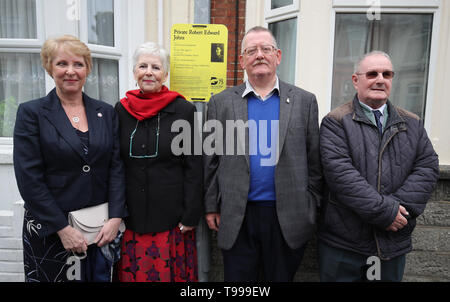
[94,218,122,247]
[57,225,88,254]
[178,222,195,234]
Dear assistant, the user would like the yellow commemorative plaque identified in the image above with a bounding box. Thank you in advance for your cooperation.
[170,24,228,102]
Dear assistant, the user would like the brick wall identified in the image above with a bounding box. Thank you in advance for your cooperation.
[210,0,246,88]
[404,166,450,281]
[208,166,450,281]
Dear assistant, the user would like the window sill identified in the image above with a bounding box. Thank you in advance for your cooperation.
[0,138,13,164]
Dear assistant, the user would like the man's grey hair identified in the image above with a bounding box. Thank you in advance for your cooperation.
[241,26,278,54]
[132,42,170,73]
[354,50,393,73]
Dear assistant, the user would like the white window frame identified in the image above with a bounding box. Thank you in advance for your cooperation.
[0,0,45,48]
[79,0,122,56]
[264,0,300,85]
[265,0,299,22]
[0,0,147,148]
[327,0,442,132]
[0,0,45,149]
[78,0,123,103]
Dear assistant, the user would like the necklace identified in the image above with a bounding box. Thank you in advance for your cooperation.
[62,105,82,123]
[60,98,84,126]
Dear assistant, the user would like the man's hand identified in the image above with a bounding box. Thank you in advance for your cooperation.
[386,205,409,232]
[206,213,221,231]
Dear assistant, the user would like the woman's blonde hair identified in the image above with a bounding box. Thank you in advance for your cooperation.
[41,35,92,76]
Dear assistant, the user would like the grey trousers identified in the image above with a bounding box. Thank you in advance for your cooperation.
[318,240,406,282]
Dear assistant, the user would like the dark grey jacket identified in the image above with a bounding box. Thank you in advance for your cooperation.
[204,81,323,250]
[318,95,439,260]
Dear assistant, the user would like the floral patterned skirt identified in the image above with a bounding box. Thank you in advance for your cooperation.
[116,226,198,282]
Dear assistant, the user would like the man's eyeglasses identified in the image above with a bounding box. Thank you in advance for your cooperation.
[243,45,277,56]
[356,70,395,79]
[129,113,160,158]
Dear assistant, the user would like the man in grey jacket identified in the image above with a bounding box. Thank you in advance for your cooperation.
[203,26,322,281]
[318,51,439,281]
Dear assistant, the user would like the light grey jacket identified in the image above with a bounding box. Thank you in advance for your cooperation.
[203,80,322,250]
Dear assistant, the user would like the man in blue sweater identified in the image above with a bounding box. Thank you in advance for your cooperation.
[204,26,322,281]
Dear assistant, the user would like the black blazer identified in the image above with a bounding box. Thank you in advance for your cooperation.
[13,88,127,237]
[115,97,203,233]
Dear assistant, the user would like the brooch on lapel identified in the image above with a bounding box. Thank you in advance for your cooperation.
[97,113,103,118]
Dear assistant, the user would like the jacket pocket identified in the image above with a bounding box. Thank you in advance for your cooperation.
[394,218,416,241]
[324,196,370,245]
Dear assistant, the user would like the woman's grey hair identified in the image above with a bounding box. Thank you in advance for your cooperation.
[354,50,393,73]
[133,42,170,73]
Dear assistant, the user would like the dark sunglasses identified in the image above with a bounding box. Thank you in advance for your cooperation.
[356,70,395,79]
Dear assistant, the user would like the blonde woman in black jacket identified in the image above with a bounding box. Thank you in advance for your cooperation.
[14,35,127,282]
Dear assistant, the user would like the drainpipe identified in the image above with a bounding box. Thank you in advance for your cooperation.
[158,0,164,46]
[194,0,211,283]
[234,0,239,86]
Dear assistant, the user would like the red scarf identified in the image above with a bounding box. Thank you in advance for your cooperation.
[120,86,184,121]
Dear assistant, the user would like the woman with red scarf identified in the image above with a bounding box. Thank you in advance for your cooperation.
[115,42,203,282]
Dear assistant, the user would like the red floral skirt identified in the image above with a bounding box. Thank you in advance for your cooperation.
[116,227,198,282]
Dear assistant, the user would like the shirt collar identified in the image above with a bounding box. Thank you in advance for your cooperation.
[242,76,280,101]
[358,99,387,115]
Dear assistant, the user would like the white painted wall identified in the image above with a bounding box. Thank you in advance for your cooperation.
[146,0,196,51]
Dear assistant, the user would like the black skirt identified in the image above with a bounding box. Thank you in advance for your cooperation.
[22,209,113,282]
[23,209,71,282]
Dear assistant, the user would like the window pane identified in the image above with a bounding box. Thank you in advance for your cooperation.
[84,58,119,105]
[87,0,114,47]
[271,0,293,9]
[331,13,433,119]
[0,53,45,137]
[0,0,37,39]
[269,17,297,85]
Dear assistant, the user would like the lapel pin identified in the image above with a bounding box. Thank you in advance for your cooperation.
[286,98,290,104]
[97,113,103,118]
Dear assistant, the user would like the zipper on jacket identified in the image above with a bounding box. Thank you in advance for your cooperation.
[374,130,387,261]
[374,125,405,261]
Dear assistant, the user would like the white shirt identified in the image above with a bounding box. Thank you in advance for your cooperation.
[242,76,280,101]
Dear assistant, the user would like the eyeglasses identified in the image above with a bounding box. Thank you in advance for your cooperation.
[356,70,395,79]
[243,45,277,56]
[129,113,160,158]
